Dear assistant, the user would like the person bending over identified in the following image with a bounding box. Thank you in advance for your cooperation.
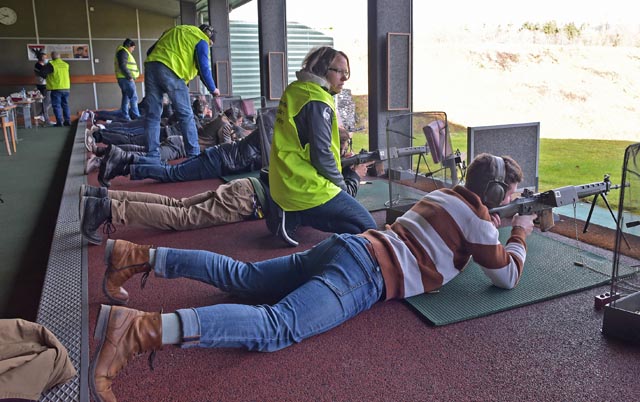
[142,24,220,161]
[88,153,536,402]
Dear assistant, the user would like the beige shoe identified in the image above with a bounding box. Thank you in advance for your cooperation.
[85,128,96,152]
[85,155,101,175]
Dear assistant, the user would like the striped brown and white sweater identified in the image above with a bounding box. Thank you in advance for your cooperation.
[361,186,527,300]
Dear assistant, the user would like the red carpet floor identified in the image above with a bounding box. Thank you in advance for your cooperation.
[85,160,640,402]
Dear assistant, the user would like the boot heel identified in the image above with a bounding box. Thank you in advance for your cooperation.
[94,304,112,340]
[79,184,87,217]
[79,195,87,223]
[105,239,116,266]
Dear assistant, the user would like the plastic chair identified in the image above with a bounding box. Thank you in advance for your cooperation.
[422,119,449,164]
[1,114,17,155]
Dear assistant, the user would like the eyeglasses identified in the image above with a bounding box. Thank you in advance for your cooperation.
[328,67,350,79]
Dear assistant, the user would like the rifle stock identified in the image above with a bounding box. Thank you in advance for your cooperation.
[488,176,621,231]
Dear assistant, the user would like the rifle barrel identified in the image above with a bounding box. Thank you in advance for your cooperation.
[488,179,617,219]
[574,181,609,198]
[341,151,379,168]
[341,146,427,168]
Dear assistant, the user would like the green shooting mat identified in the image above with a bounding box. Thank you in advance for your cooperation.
[221,173,425,213]
[406,228,638,326]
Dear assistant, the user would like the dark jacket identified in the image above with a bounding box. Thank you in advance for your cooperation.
[34,62,48,86]
[217,107,275,175]
[116,48,134,80]
[218,128,264,175]
[342,167,361,198]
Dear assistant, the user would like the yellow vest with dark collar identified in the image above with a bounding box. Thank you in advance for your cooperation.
[114,46,140,79]
[269,80,341,211]
[146,25,209,84]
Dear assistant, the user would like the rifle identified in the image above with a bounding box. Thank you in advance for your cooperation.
[341,146,427,168]
[488,175,623,231]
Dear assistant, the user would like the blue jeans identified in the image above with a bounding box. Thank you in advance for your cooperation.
[121,136,185,163]
[95,130,146,147]
[130,146,222,182]
[154,234,384,351]
[144,61,199,159]
[106,118,145,132]
[50,90,70,125]
[95,109,129,122]
[117,78,141,120]
[290,190,377,234]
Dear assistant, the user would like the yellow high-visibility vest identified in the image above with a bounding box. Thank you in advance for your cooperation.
[146,25,209,84]
[114,45,140,79]
[46,58,70,90]
[269,80,342,211]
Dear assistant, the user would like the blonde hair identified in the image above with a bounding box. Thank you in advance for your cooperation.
[300,46,349,79]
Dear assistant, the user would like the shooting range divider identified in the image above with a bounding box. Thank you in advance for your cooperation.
[467,122,540,192]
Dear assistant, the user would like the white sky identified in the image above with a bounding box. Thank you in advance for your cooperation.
[230,0,638,30]
[413,0,637,26]
[229,0,639,94]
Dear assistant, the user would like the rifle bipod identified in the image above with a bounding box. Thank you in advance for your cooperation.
[582,182,631,249]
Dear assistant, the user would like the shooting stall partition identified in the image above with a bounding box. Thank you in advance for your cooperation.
[467,122,540,192]
[602,142,640,343]
[385,111,462,224]
[215,61,231,97]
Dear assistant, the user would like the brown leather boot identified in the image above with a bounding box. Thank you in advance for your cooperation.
[90,304,162,402]
[103,239,153,305]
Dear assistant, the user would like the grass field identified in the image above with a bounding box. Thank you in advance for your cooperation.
[350,95,634,209]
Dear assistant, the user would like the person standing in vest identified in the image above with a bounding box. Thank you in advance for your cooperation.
[141,24,220,163]
[114,39,141,120]
[267,46,377,246]
[44,51,71,127]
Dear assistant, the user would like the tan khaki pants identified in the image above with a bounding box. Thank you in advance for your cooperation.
[109,178,256,230]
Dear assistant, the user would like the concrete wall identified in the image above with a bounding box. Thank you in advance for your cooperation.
[0,0,175,115]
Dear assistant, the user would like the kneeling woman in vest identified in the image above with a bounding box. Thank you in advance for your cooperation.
[268,46,377,247]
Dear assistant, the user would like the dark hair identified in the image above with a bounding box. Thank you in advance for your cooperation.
[465,153,523,200]
[224,106,243,123]
[192,99,205,115]
[301,46,349,78]
[199,24,217,42]
[36,51,48,62]
[123,38,136,48]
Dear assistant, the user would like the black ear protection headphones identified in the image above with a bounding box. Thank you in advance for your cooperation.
[482,155,508,208]
[199,24,217,42]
